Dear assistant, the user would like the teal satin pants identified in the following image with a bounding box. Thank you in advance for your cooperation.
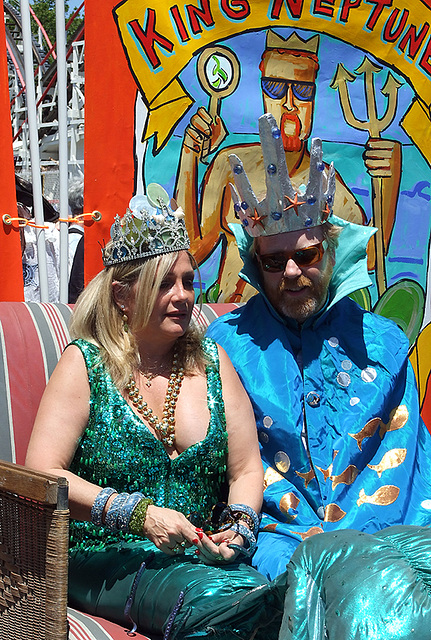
[279,526,431,640]
[69,540,287,640]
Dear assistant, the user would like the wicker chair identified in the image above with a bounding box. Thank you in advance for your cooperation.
[0,460,69,640]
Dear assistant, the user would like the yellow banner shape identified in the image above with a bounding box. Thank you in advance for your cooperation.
[114,0,431,156]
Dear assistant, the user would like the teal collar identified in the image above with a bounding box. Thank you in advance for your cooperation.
[230,214,376,321]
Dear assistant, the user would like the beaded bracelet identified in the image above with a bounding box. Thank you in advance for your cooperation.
[129,497,155,536]
[91,487,117,526]
[117,492,145,532]
[229,503,260,536]
[105,492,129,530]
[229,522,257,557]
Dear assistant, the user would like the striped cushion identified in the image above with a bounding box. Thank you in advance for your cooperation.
[67,608,150,640]
[0,302,73,464]
[0,301,241,465]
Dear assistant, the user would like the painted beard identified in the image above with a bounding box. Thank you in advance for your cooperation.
[280,112,302,152]
[274,263,333,322]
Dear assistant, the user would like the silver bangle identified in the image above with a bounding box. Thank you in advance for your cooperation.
[229,522,257,556]
[117,492,145,532]
[105,492,129,530]
[229,503,260,536]
[91,487,116,526]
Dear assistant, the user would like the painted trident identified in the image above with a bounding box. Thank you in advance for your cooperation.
[331,57,402,297]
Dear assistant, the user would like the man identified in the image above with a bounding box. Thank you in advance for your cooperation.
[207,113,431,584]
[68,177,85,303]
[176,31,366,302]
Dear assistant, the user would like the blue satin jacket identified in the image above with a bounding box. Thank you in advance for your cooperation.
[207,216,431,576]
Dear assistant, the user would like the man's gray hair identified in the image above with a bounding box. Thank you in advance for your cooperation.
[68,177,84,216]
[322,222,342,255]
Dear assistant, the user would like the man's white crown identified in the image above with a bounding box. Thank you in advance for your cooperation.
[228,113,336,237]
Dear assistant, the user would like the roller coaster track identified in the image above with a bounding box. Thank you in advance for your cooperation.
[4,0,85,174]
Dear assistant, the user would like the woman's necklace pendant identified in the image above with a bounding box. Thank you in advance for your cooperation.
[126,351,185,447]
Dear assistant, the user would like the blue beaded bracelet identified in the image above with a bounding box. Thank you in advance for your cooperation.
[105,492,129,530]
[229,522,257,557]
[229,503,260,536]
[91,487,116,526]
[117,492,145,532]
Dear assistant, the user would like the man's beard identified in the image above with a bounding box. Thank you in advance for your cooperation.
[280,112,302,152]
[272,263,333,322]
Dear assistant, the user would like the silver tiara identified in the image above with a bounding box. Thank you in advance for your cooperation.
[228,113,336,237]
[102,184,190,267]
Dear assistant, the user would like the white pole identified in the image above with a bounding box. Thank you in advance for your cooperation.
[20,0,49,301]
[56,0,69,303]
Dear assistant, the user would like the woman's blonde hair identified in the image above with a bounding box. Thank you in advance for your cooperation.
[70,251,205,388]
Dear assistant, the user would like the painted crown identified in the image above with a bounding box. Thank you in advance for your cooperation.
[102,184,190,267]
[228,113,336,237]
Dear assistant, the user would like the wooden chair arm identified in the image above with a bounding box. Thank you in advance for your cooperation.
[0,459,68,507]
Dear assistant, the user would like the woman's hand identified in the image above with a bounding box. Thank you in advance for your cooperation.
[197,528,245,565]
[142,505,202,555]
[142,506,246,563]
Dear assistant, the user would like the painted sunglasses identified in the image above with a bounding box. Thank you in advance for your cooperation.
[261,77,316,102]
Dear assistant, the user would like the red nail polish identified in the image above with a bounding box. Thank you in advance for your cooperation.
[195,549,200,555]
[195,530,204,540]
[192,538,199,544]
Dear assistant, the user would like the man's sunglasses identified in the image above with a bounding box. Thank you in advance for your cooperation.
[261,77,316,102]
[257,242,325,273]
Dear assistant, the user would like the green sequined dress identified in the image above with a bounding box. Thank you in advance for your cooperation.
[68,338,286,640]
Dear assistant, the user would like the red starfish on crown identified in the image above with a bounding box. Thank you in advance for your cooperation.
[322,202,331,221]
[248,209,267,229]
[284,192,306,216]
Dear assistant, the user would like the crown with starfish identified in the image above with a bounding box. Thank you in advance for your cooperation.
[102,184,190,267]
[228,113,336,237]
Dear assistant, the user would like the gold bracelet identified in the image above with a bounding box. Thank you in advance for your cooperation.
[128,497,154,536]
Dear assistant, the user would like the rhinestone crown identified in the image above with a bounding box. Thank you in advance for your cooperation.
[102,184,190,267]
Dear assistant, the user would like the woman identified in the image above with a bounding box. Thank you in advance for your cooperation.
[25,187,285,639]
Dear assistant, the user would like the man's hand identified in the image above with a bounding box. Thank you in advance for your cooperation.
[363,138,401,178]
[182,106,227,159]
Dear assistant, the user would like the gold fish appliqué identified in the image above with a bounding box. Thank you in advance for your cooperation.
[324,504,346,522]
[263,467,285,490]
[279,493,300,521]
[295,469,315,488]
[379,406,409,437]
[293,526,324,540]
[357,485,400,507]
[330,464,359,489]
[349,417,381,450]
[367,449,407,478]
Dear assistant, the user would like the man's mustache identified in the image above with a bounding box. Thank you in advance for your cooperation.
[279,275,312,292]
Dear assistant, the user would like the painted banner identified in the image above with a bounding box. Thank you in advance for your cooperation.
[85,0,431,422]
[0,5,24,301]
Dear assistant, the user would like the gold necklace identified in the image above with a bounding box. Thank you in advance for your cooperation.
[125,352,185,447]
[140,371,156,388]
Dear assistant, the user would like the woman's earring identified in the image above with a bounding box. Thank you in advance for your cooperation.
[120,305,129,333]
